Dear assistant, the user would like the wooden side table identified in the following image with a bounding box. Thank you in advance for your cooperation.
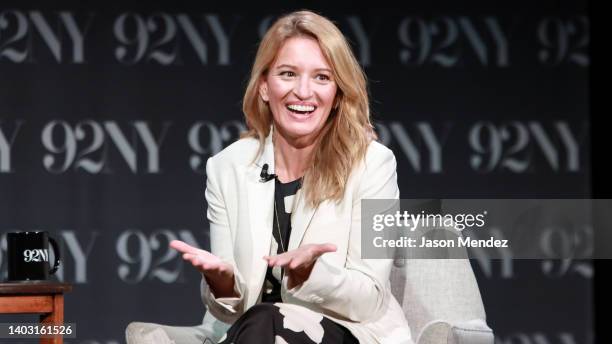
[0,282,72,344]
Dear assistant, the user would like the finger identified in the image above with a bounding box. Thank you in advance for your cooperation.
[288,256,304,270]
[183,253,199,264]
[182,253,210,271]
[272,254,293,267]
[170,240,200,255]
[173,241,218,264]
[266,256,278,267]
[264,253,285,267]
[262,255,272,265]
[183,253,201,267]
[312,243,337,257]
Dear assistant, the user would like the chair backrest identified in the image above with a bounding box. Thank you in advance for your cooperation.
[389,258,488,341]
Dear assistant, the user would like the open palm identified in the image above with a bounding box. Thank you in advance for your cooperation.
[264,243,337,289]
[170,240,237,297]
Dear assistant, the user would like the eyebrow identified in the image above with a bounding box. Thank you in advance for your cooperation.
[275,64,332,73]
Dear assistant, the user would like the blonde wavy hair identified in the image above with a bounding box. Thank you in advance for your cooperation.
[242,10,376,207]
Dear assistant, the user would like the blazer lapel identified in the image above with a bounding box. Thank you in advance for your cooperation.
[245,130,275,289]
[245,166,273,281]
[288,189,318,250]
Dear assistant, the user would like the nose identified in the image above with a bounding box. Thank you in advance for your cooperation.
[293,76,313,99]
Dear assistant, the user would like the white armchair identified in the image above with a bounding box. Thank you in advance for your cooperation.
[126,258,494,344]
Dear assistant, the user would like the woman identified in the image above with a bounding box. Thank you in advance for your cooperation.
[170,10,412,344]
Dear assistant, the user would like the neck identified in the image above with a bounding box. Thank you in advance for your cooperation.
[273,128,318,183]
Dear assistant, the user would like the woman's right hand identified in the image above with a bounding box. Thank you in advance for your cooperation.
[169,240,238,298]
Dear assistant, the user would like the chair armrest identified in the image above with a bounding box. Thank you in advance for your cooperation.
[417,319,494,344]
[126,322,215,344]
[392,258,494,343]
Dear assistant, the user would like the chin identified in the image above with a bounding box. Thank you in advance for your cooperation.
[282,122,323,140]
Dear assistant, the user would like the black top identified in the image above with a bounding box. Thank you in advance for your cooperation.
[261,177,302,303]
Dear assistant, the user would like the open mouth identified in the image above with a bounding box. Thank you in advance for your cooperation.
[286,104,316,115]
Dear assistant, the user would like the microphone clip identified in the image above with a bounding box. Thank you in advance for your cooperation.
[259,163,277,182]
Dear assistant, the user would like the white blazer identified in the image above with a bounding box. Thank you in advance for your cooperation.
[199,130,413,344]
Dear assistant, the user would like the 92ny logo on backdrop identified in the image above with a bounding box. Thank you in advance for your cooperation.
[0,10,589,67]
[0,120,590,175]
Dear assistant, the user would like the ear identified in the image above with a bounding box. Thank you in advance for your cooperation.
[259,78,269,102]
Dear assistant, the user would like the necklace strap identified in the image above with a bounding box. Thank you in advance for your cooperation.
[273,198,286,280]
[273,199,286,253]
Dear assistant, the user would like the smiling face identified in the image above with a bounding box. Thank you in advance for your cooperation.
[259,36,338,146]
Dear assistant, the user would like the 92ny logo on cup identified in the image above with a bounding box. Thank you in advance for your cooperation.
[23,249,49,262]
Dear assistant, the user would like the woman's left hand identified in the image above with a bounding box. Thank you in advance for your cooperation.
[263,243,337,289]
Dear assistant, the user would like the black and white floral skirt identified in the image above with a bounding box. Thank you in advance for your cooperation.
[216,303,359,344]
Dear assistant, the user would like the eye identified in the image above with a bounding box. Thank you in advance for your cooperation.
[316,74,331,81]
[279,71,296,77]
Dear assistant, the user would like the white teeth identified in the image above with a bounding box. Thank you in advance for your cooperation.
[287,104,315,112]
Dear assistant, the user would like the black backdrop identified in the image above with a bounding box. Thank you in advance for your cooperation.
[0,1,591,343]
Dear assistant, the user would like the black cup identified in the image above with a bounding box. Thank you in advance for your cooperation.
[7,231,61,281]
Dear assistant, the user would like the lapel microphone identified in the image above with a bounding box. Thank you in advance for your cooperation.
[259,163,277,182]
